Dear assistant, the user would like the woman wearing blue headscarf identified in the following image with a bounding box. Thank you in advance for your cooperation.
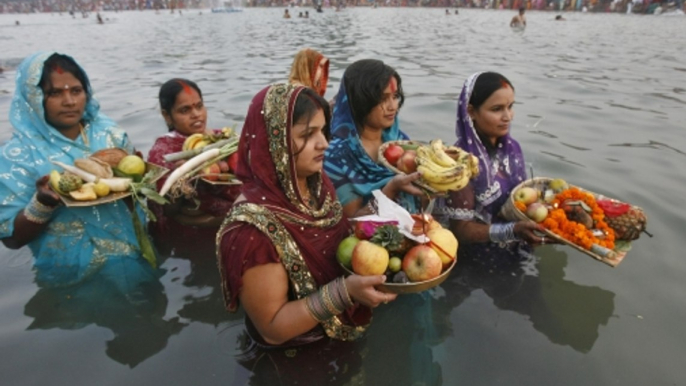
[0,52,157,289]
[324,59,423,217]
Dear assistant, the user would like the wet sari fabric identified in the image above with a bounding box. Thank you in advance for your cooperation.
[324,75,418,212]
[147,130,239,255]
[217,84,370,346]
[435,72,529,259]
[0,52,152,287]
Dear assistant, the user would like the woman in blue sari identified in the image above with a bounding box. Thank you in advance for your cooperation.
[0,52,157,289]
[324,59,423,217]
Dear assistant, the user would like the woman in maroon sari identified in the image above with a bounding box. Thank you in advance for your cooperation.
[218,83,395,348]
[147,78,239,256]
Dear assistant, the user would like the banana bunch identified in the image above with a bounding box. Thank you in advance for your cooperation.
[415,139,480,192]
[182,127,236,151]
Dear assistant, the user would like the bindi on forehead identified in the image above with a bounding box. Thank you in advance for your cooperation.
[389,77,397,93]
[177,80,194,95]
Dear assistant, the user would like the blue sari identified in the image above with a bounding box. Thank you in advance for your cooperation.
[324,77,418,212]
[0,52,155,288]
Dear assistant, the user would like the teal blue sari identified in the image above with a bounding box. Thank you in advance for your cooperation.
[0,52,155,288]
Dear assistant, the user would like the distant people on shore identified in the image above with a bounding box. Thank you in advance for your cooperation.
[305,11,309,18]
[96,13,103,24]
[510,7,527,28]
[445,9,450,15]
[298,11,303,17]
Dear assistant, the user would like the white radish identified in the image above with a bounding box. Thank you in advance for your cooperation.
[159,148,221,196]
[52,161,132,192]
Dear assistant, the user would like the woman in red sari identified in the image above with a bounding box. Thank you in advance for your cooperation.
[147,78,239,256]
[218,83,395,348]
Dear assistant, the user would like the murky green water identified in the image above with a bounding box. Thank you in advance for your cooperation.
[1,8,685,385]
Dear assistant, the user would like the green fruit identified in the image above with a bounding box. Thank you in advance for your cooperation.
[548,178,569,193]
[388,257,402,273]
[58,173,83,193]
[336,236,360,269]
[117,155,146,177]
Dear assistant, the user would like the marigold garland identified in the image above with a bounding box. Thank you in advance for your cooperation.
[542,187,615,251]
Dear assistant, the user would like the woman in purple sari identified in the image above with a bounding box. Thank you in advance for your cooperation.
[435,72,545,264]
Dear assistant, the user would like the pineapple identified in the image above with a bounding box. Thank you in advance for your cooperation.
[370,225,408,255]
[605,207,647,241]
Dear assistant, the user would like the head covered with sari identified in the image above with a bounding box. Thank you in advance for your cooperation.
[454,72,527,223]
[0,52,146,287]
[324,59,418,211]
[288,48,329,97]
[218,83,369,342]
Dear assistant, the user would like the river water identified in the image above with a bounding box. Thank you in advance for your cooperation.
[1,8,685,386]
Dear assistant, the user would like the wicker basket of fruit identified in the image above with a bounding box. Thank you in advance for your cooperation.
[378,139,480,195]
[336,215,458,294]
[500,177,648,267]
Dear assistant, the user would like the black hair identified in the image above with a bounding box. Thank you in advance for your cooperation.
[555,15,562,20]
[292,87,331,157]
[519,6,526,13]
[158,78,203,131]
[342,59,404,131]
[469,72,515,110]
[39,54,89,96]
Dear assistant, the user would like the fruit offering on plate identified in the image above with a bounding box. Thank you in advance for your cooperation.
[200,152,240,183]
[512,178,647,258]
[382,140,480,193]
[337,215,458,284]
[50,152,163,203]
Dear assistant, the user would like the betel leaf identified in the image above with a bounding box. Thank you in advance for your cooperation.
[140,187,168,205]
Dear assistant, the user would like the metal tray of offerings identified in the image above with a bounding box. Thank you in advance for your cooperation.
[200,174,242,186]
[500,177,644,267]
[340,258,457,295]
[58,163,168,208]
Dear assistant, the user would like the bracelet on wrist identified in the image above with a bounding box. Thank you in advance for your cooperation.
[489,222,518,243]
[24,194,57,224]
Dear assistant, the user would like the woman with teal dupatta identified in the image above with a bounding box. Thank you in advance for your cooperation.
[0,52,158,289]
[324,59,423,217]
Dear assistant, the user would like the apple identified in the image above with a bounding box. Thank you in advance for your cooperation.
[514,187,539,205]
[351,240,389,276]
[526,202,549,223]
[201,163,221,181]
[227,152,239,173]
[383,144,405,166]
[336,236,360,269]
[426,228,458,268]
[402,245,443,282]
[396,150,417,173]
[217,160,230,173]
[388,256,402,273]
[548,178,569,193]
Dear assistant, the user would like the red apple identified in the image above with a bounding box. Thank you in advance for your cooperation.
[351,240,390,276]
[217,160,230,173]
[202,163,221,181]
[396,150,417,173]
[383,144,404,166]
[402,245,443,282]
[526,202,549,223]
[227,152,239,173]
